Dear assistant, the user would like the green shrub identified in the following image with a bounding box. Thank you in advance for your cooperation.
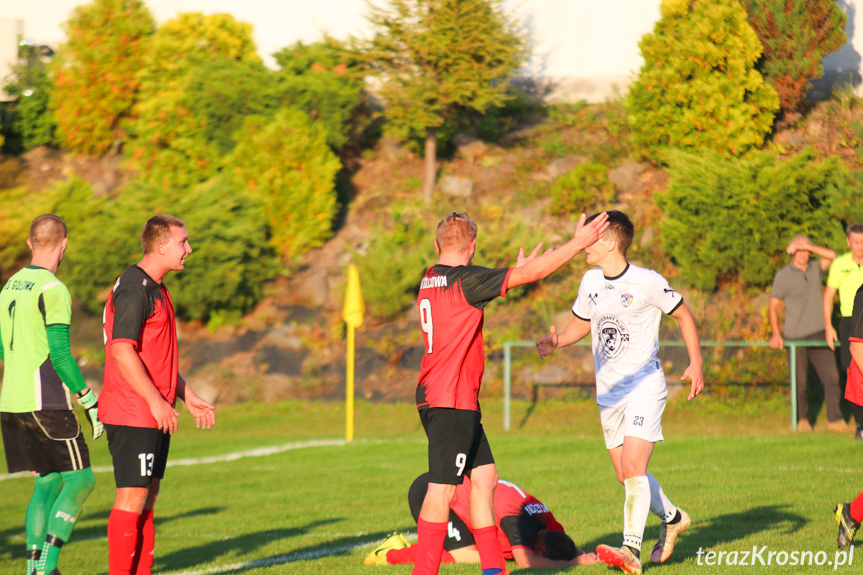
[626,0,779,159]
[741,0,846,115]
[227,108,341,269]
[353,214,430,319]
[549,163,615,217]
[272,39,371,152]
[0,185,55,279]
[50,177,276,321]
[3,43,58,152]
[657,149,850,291]
[126,12,260,188]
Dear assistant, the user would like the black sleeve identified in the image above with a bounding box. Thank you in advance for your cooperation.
[111,283,152,344]
[851,287,863,340]
[499,513,541,550]
[460,266,511,310]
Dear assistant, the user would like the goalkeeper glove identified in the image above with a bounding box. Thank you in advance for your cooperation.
[77,389,104,440]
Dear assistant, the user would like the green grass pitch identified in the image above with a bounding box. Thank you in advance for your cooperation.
[0,397,860,574]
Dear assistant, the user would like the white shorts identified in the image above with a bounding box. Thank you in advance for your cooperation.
[599,393,666,449]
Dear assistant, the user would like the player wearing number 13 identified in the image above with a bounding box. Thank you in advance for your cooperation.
[100,215,215,575]
[412,210,609,575]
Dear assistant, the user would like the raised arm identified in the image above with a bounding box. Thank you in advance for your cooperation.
[670,303,703,400]
[508,212,609,289]
[536,316,592,359]
[786,238,836,271]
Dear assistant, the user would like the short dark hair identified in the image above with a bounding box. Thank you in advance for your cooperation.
[536,529,578,561]
[847,223,863,237]
[141,215,186,254]
[29,214,67,249]
[587,210,634,255]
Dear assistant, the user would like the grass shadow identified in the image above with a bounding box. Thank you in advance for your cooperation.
[158,526,413,575]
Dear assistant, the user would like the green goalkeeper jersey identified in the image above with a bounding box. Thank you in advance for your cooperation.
[0,265,76,412]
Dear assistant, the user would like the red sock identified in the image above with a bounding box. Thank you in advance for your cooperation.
[474,525,505,573]
[412,519,447,575]
[850,490,863,524]
[132,510,155,575]
[108,509,141,575]
[388,546,455,564]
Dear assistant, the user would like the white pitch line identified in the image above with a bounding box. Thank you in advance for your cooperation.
[0,438,348,482]
[162,541,365,575]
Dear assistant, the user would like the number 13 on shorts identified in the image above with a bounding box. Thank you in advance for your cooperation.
[139,453,155,477]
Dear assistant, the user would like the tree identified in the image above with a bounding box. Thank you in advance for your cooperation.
[126,12,260,188]
[227,108,341,268]
[273,39,371,153]
[3,42,58,151]
[51,0,154,154]
[626,0,780,159]
[361,0,526,202]
[741,0,846,115]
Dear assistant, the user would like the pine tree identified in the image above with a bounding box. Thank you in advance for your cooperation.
[741,0,846,114]
[626,0,780,159]
[361,0,526,202]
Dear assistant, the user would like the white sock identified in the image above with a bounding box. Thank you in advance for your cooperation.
[647,472,677,523]
[623,476,651,551]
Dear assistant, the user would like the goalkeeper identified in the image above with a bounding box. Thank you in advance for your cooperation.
[0,215,103,575]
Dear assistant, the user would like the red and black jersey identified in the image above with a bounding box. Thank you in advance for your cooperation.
[100,265,178,428]
[847,285,863,406]
[416,264,512,411]
[450,477,565,558]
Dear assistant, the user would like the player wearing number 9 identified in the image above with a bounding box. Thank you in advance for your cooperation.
[411,210,609,575]
[0,214,101,575]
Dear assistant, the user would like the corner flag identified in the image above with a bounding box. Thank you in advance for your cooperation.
[343,264,364,442]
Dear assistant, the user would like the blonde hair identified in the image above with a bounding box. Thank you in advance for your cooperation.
[436,211,477,254]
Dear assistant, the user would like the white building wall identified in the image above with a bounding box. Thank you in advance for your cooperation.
[0,19,23,102]
[0,0,861,102]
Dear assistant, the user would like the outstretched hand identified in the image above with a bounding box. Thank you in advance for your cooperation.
[535,325,559,359]
[573,212,610,249]
[516,242,551,267]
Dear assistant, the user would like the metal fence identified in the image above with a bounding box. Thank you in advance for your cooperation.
[502,339,835,432]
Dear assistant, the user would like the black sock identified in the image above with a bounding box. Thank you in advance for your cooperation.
[668,510,682,525]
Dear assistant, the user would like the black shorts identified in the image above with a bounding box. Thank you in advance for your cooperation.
[105,424,171,488]
[1,411,90,474]
[408,473,475,551]
[419,408,494,485]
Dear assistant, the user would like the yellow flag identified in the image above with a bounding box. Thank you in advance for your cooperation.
[343,264,365,327]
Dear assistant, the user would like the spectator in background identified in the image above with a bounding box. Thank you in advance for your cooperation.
[824,224,863,439]
[769,236,846,432]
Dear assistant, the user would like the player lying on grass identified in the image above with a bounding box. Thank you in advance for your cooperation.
[535,211,703,574]
[365,472,599,568]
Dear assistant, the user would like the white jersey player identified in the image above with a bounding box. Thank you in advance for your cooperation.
[535,210,704,575]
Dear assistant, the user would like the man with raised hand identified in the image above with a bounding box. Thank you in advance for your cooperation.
[0,214,103,575]
[535,211,703,575]
[101,215,215,575]
[412,210,608,575]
